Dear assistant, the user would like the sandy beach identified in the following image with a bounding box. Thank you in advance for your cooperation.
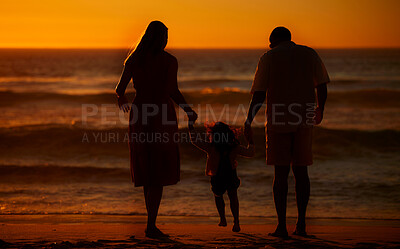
[1,215,399,248]
[2,0,400,246]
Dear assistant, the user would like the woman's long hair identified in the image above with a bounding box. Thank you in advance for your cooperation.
[124,21,168,65]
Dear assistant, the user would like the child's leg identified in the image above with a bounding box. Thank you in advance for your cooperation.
[214,195,227,226]
[227,189,240,232]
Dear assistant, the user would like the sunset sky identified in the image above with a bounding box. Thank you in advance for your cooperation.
[1,0,399,49]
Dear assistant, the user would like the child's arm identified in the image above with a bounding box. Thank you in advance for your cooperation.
[236,126,255,158]
[189,122,211,153]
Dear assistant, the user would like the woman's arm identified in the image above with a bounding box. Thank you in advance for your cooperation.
[171,88,198,123]
[189,124,210,153]
[168,56,198,124]
[115,62,133,113]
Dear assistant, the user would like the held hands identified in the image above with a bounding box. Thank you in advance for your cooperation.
[117,95,130,113]
[314,106,324,125]
[244,120,254,144]
[188,122,194,131]
[187,109,198,130]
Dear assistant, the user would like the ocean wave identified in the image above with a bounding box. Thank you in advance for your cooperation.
[0,76,399,95]
[0,88,399,107]
[0,125,399,164]
[0,212,398,220]
[0,165,131,184]
[179,77,251,84]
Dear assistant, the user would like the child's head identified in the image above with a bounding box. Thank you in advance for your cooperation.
[206,122,239,152]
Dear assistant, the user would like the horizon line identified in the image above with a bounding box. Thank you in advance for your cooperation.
[0,46,399,50]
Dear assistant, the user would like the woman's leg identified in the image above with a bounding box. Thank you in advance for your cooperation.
[143,185,163,231]
[227,189,240,232]
[214,195,227,226]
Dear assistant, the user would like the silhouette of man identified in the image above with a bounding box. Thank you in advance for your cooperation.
[244,27,329,237]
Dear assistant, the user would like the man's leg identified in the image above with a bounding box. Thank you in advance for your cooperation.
[292,165,310,235]
[270,165,290,237]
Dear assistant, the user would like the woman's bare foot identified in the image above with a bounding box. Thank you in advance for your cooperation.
[232,222,241,232]
[145,227,169,238]
[218,218,227,227]
[268,224,288,238]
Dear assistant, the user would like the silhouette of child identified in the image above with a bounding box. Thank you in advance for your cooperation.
[189,121,254,232]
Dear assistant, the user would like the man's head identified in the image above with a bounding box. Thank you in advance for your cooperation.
[269,27,291,48]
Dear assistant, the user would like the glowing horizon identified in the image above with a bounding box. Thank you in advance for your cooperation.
[1,0,399,49]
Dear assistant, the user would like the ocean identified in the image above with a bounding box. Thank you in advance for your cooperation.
[0,48,399,220]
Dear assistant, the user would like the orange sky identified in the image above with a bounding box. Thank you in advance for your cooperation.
[1,0,399,49]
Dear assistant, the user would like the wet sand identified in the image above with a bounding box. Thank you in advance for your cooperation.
[1,215,399,248]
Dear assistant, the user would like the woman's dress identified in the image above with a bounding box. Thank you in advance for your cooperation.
[127,52,180,187]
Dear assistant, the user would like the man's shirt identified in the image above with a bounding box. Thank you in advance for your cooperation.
[251,41,330,132]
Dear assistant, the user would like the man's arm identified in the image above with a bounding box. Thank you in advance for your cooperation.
[245,53,268,138]
[245,91,266,125]
[244,91,266,140]
[315,83,327,125]
[316,83,327,111]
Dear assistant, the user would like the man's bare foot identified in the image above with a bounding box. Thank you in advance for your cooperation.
[268,224,288,238]
[232,222,241,232]
[293,223,308,237]
[145,227,169,239]
[218,218,227,227]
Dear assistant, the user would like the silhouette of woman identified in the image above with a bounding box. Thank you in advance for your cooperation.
[115,21,197,238]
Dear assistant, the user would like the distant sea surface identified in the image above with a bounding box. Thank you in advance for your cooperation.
[0,48,399,220]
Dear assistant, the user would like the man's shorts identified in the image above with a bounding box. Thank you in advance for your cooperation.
[266,126,313,166]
